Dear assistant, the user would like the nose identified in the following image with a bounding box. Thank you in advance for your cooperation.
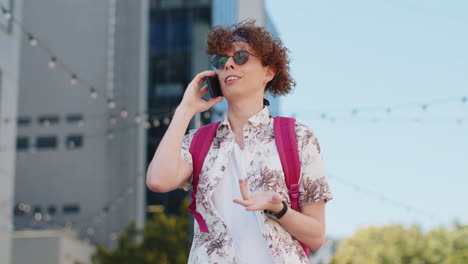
[224,56,236,70]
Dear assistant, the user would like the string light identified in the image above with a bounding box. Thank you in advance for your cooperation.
[107,99,116,109]
[42,119,50,127]
[163,117,170,125]
[70,74,78,85]
[1,6,11,20]
[107,131,114,140]
[133,114,141,124]
[109,116,117,125]
[48,56,57,68]
[28,33,37,46]
[89,87,98,99]
[328,173,442,224]
[152,119,160,128]
[120,108,128,119]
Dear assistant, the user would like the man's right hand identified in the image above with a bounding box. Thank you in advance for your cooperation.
[178,70,224,116]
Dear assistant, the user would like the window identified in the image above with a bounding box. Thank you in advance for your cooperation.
[62,204,80,214]
[14,203,25,216]
[0,0,13,33]
[38,115,60,126]
[36,136,57,149]
[32,205,42,214]
[66,113,83,123]
[16,136,29,150]
[66,134,83,149]
[17,117,31,126]
[47,205,57,215]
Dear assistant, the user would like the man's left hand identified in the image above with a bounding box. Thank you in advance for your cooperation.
[233,178,284,213]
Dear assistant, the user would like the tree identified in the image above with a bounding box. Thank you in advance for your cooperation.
[92,199,190,264]
[330,223,468,264]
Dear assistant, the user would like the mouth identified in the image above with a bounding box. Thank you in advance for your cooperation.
[224,75,241,85]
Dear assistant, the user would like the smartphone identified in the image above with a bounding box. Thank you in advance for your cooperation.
[206,75,223,98]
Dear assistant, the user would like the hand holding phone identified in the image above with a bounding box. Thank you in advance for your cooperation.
[206,75,223,98]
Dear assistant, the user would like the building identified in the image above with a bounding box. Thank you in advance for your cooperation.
[12,230,95,264]
[0,0,23,263]
[146,0,213,216]
[12,0,149,250]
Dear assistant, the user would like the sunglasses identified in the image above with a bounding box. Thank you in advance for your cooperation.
[211,50,259,69]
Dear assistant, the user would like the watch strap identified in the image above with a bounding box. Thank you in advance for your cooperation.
[264,201,288,220]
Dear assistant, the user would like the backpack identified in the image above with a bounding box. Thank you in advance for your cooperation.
[188,116,310,256]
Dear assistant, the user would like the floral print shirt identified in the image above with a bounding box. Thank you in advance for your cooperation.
[180,106,333,263]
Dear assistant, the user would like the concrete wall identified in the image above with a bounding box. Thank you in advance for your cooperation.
[12,230,95,264]
[0,1,23,263]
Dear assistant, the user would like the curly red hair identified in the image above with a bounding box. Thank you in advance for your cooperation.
[206,20,295,96]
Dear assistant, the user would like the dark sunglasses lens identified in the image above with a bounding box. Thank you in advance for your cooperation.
[212,55,228,69]
[233,50,249,65]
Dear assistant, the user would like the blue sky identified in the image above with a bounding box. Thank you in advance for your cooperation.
[265,0,468,239]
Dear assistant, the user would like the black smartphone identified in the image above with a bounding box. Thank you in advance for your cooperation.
[206,75,223,98]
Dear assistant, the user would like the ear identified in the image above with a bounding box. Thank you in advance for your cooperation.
[265,65,276,83]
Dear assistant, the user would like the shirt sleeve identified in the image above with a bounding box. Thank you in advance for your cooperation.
[178,128,196,191]
[296,123,333,206]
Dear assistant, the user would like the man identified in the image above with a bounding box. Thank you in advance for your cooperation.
[147,20,333,263]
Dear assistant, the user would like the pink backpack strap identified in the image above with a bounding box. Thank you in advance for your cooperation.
[274,116,310,256]
[188,121,220,233]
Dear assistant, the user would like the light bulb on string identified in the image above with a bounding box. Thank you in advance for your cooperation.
[320,113,327,120]
[70,74,78,85]
[48,56,57,68]
[107,99,116,109]
[163,117,170,125]
[152,119,160,128]
[110,233,118,241]
[89,87,98,99]
[421,104,428,111]
[1,7,12,20]
[462,97,467,104]
[456,118,463,125]
[204,111,211,119]
[144,121,151,129]
[386,107,392,114]
[42,119,50,127]
[351,109,358,115]
[43,214,52,222]
[34,212,42,221]
[107,131,114,140]
[28,34,37,46]
[134,114,141,124]
[120,108,128,119]
[109,116,117,125]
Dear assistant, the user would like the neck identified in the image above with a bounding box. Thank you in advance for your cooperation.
[227,97,264,133]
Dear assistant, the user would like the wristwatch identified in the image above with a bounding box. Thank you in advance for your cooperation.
[264,201,288,220]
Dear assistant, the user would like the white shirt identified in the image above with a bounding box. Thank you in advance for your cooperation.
[212,143,274,264]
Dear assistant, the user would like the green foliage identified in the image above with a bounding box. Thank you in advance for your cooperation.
[92,199,190,264]
[330,223,468,264]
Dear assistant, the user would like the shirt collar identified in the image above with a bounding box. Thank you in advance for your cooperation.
[220,106,271,131]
